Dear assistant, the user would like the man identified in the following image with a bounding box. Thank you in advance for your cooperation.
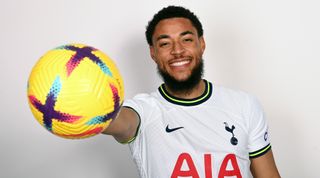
[103,5,280,178]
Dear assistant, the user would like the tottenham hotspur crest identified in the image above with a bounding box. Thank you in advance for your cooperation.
[223,122,238,146]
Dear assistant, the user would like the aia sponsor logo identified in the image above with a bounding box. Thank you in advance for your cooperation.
[171,153,242,178]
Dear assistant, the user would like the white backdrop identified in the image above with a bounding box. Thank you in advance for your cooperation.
[1,0,319,177]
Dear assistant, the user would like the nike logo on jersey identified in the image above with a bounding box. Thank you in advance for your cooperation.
[166,125,184,133]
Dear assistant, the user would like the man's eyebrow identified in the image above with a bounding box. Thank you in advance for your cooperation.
[180,31,194,36]
[155,31,194,42]
[156,34,170,41]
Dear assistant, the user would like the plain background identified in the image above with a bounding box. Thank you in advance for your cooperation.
[1,0,319,177]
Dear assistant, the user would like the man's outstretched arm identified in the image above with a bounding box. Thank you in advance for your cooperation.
[102,107,139,143]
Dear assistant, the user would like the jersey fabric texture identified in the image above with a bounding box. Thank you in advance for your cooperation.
[123,80,271,178]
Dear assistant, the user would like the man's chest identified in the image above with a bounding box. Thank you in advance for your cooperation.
[139,107,251,178]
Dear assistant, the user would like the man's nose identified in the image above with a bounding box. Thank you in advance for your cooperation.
[170,42,185,55]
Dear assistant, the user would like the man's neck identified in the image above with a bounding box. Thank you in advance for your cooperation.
[164,79,205,99]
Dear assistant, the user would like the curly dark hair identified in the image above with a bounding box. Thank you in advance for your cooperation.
[145,5,203,46]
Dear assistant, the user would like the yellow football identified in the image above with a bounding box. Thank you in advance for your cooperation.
[27,44,124,139]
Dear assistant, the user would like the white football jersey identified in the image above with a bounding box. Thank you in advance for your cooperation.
[124,80,271,178]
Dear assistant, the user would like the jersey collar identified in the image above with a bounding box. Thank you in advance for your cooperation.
[158,79,213,106]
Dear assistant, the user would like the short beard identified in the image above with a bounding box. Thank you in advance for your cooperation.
[157,59,204,95]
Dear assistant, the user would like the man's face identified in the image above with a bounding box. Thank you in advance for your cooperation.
[150,18,205,90]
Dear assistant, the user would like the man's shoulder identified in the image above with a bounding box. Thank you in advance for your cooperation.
[129,90,159,101]
[211,84,260,112]
[214,85,253,100]
[124,91,161,107]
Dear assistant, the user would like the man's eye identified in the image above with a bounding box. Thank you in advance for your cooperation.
[159,42,169,47]
[184,38,193,42]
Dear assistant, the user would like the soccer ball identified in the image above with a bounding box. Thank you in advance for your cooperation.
[27,44,124,139]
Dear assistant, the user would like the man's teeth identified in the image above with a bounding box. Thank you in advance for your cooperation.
[171,60,189,67]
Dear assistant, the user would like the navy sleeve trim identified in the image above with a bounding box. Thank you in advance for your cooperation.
[249,144,271,159]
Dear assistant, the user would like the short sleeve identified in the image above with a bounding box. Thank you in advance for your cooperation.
[121,94,147,144]
[123,93,153,126]
[122,93,157,145]
[247,96,271,158]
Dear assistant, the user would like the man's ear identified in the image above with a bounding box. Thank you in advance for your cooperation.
[199,36,206,54]
[149,46,157,63]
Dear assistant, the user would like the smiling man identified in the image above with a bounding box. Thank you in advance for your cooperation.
[103,6,280,178]
[151,17,205,98]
